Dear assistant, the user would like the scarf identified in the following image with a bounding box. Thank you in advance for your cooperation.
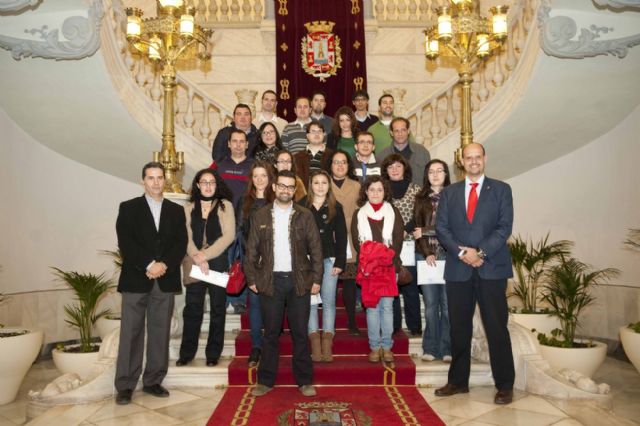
[357,201,395,246]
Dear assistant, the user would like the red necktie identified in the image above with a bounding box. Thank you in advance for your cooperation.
[467,183,479,223]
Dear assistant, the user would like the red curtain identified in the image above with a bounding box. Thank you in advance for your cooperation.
[275,0,367,120]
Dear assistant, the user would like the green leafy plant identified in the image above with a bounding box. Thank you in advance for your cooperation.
[508,234,573,313]
[623,229,639,333]
[628,321,640,333]
[99,249,123,271]
[539,258,619,348]
[52,267,114,353]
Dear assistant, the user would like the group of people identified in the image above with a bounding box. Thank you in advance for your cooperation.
[112,87,516,407]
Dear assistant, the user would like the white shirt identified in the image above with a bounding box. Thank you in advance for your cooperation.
[273,202,293,272]
[253,114,287,134]
[464,175,485,210]
[144,194,163,231]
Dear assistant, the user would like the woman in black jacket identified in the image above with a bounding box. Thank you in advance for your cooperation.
[302,170,347,363]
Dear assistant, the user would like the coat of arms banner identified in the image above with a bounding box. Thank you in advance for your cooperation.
[275,0,367,120]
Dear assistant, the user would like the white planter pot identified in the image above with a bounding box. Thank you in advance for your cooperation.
[620,326,640,374]
[511,313,561,336]
[0,329,43,405]
[539,340,607,378]
[52,344,100,380]
[95,317,120,339]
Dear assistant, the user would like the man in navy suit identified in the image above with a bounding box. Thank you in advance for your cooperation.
[434,143,515,405]
[114,162,187,405]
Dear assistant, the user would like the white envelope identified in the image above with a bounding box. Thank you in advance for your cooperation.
[400,240,416,266]
[310,293,322,306]
[417,260,446,285]
[189,265,229,288]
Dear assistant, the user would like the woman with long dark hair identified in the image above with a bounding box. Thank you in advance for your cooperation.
[274,149,306,202]
[252,122,283,163]
[240,161,275,367]
[327,106,358,158]
[351,175,404,363]
[329,150,362,335]
[413,159,452,362]
[177,169,235,367]
[381,153,423,337]
[303,170,347,362]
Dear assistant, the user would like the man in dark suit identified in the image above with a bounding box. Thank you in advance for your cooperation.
[434,143,515,405]
[114,162,187,405]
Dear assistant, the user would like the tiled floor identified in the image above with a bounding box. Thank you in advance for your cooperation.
[1,358,638,426]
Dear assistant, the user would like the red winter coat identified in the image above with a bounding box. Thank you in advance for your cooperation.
[356,240,398,308]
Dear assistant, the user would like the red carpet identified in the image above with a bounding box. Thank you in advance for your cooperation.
[207,385,445,425]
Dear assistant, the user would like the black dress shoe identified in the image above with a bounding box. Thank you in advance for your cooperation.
[410,329,423,337]
[248,347,261,367]
[494,389,513,405]
[348,327,361,336]
[142,384,170,397]
[206,358,219,367]
[176,358,191,366]
[435,383,470,397]
[115,389,132,405]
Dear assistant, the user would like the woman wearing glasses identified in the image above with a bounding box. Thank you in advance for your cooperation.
[252,122,283,164]
[240,161,275,367]
[302,170,347,362]
[274,149,306,202]
[329,150,362,335]
[177,169,235,367]
[413,159,452,362]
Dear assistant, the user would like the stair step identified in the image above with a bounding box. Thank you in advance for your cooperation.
[239,306,368,330]
[234,329,409,357]
[414,356,493,387]
[228,354,416,386]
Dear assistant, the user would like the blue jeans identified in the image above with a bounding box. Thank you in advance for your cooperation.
[248,289,262,349]
[418,255,451,358]
[308,258,338,334]
[366,296,394,350]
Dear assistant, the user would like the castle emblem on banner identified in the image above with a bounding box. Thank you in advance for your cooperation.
[301,21,342,82]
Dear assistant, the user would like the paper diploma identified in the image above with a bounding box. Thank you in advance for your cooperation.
[417,260,445,285]
[189,265,229,288]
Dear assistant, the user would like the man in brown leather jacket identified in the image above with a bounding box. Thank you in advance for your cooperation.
[244,170,323,397]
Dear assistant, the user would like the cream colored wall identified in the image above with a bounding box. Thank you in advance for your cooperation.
[506,104,640,340]
[0,107,140,342]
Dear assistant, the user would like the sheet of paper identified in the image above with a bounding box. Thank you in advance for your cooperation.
[189,265,229,288]
[400,240,416,266]
[417,260,446,285]
[310,293,322,305]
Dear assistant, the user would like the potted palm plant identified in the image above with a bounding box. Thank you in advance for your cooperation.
[508,234,572,335]
[0,291,44,405]
[95,249,122,339]
[51,267,113,379]
[620,228,640,373]
[537,258,619,377]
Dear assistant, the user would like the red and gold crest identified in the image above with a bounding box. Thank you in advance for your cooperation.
[301,21,342,82]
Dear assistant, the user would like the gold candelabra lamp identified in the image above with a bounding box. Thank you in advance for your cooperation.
[423,0,508,167]
[125,0,213,193]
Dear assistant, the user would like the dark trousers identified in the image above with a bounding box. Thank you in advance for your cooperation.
[341,278,357,330]
[400,265,422,332]
[446,270,515,390]
[179,281,226,361]
[258,273,312,388]
[115,282,174,392]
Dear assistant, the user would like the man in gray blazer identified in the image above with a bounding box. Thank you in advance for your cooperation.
[434,143,515,405]
[376,117,430,186]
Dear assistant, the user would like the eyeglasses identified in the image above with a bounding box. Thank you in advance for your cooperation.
[309,129,324,135]
[275,183,296,192]
[428,169,446,175]
[262,130,276,136]
[199,181,216,186]
[276,159,292,164]
[332,160,347,165]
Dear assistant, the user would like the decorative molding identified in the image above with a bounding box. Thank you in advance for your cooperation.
[592,0,640,9]
[0,0,40,13]
[538,2,640,58]
[0,0,103,60]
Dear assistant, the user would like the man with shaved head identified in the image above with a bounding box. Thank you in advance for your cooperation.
[434,143,516,405]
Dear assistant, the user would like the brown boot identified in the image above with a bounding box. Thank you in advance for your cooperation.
[309,332,322,362]
[382,349,394,362]
[321,332,334,362]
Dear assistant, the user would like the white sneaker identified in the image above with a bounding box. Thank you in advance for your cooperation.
[442,355,452,363]
[421,354,436,362]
